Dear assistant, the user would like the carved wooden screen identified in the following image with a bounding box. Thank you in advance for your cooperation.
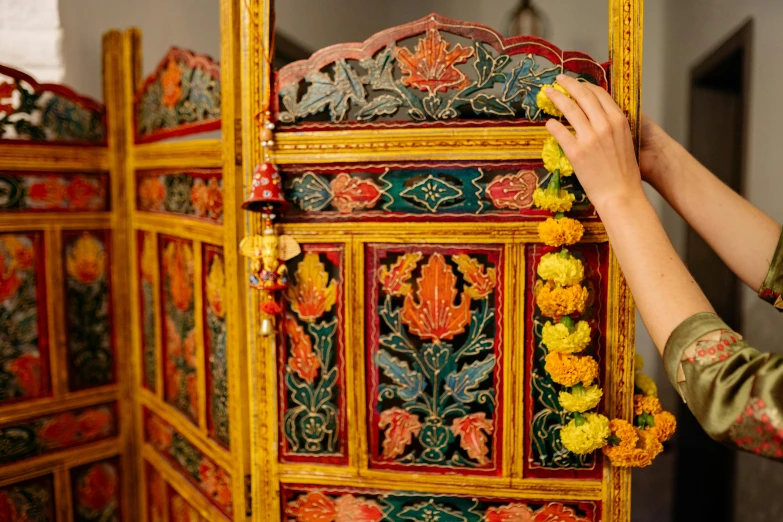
[115,9,251,520]
[0,37,132,520]
[248,5,642,522]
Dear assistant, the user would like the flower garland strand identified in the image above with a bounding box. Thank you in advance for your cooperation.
[535,84,676,467]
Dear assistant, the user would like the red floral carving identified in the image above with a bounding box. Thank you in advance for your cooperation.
[28,177,66,208]
[161,60,182,108]
[65,176,102,210]
[333,495,384,522]
[486,171,539,210]
[139,177,166,211]
[452,254,496,300]
[0,82,15,114]
[532,503,590,522]
[76,463,118,512]
[397,29,474,95]
[190,178,223,219]
[286,492,338,522]
[378,407,422,460]
[7,353,41,397]
[286,316,320,383]
[330,173,382,213]
[378,252,422,297]
[402,253,471,341]
[451,412,494,465]
[146,414,173,452]
[163,241,194,311]
[486,504,534,522]
[39,413,78,446]
[77,408,112,439]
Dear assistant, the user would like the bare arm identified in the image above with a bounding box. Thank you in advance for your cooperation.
[640,119,781,291]
[545,76,713,353]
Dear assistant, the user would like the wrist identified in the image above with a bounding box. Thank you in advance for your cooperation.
[593,190,652,222]
[646,138,687,193]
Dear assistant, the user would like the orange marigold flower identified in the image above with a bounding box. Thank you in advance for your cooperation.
[538,217,585,247]
[535,281,588,319]
[544,353,599,387]
[633,394,663,416]
[650,411,677,443]
[603,422,664,468]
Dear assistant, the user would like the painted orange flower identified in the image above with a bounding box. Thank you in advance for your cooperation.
[330,174,382,214]
[334,495,384,522]
[146,415,172,452]
[379,407,422,460]
[402,253,471,341]
[285,316,320,383]
[0,81,15,114]
[39,413,78,446]
[28,177,66,208]
[7,353,41,397]
[206,254,226,318]
[138,177,166,211]
[199,458,217,496]
[3,235,34,271]
[77,408,112,439]
[532,503,591,522]
[286,253,337,322]
[286,492,338,522]
[164,241,194,311]
[191,178,223,219]
[452,254,496,300]
[161,59,182,108]
[65,176,102,210]
[486,171,539,210]
[485,504,534,522]
[378,252,422,296]
[451,412,494,465]
[67,233,105,284]
[397,28,474,95]
[214,468,233,509]
[76,463,117,512]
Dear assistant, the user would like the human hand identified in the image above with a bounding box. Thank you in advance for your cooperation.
[639,115,678,191]
[544,75,645,212]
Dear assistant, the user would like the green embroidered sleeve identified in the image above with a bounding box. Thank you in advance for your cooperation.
[759,228,783,310]
[664,312,783,460]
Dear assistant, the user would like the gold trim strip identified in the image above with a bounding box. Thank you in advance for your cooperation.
[0,440,121,484]
[272,126,554,164]
[0,214,111,230]
[0,144,109,171]
[0,386,119,424]
[133,212,224,244]
[133,140,223,170]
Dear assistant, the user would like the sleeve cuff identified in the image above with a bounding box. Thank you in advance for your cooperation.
[759,226,783,309]
[663,312,729,398]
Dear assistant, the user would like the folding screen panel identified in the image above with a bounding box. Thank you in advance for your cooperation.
[0,36,132,520]
[246,4,642,522]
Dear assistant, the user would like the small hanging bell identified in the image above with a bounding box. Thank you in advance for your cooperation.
[260,317,274,336]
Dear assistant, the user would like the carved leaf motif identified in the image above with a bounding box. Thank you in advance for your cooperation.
[378,407,422,460]
[486,171,539,210]
[402,252,470,341]
[376,350,425,401]
[401,253,471,341]
[470,94,514,117]
[298,61,366,122]
[397,501,466,522]
[532,503,592,522]
[451,412,494,465]
[286,253,337,323]
[452,254,496,300]
[378,252,422,297]
[502,55,561,118]
[397,29,475,95]
[285,492,338,522]
[360,47,398,90]
[356,94,404,121]
[445,356,496,403]
[285,316,320,384]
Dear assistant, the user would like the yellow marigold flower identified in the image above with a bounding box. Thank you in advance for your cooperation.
[603,420,663,468]
[533,187,575,213]
[538,217,585,247]
[536,281,589,318]
[650,411,676,443]
[536,83,570,118]
[542,319,592,354]
[560,413,610,455]
[545,353,599,387]
[634,372,658,397]
[542,135,575,177]
[537,250,584,287]
[633,394,663,416]
[558,384,603,413]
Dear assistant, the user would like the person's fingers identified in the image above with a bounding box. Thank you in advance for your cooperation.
[545,88,592,136]
[545,118,579,154]
[584,82,630,138]
[556,75,608,129]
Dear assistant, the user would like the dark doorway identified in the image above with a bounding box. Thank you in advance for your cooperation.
[676,19,753,522]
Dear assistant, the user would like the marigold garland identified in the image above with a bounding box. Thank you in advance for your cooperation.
[542,135,575,176]
[538,216,584,247]
[544,352,599,387]
[536,83,571,118]
[536,281,589,318]
[602,419,664,468]
[650,411,677,443]
[634,372,658,398]
[560,413,611,455]
[537,250,584,287]
[558,384,603,413]
[542,319,592,353]
[634,394,663,416]
[532,187,575,213]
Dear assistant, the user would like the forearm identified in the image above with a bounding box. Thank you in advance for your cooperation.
[650,140,781,291]
[598,193,714,353]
